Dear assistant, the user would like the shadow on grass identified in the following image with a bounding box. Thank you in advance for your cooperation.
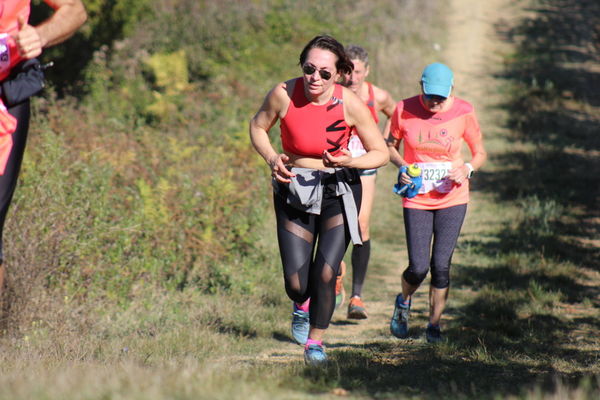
[459,0,599,322]
[483,0,600,212]
[432,0,600,395]
[455,262,594,304]
[330,320,360,327]
[292,341,594,399]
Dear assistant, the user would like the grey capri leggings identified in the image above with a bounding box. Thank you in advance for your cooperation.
[402,204,467,289]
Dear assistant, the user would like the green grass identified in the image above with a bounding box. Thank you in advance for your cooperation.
[0,0,598,399]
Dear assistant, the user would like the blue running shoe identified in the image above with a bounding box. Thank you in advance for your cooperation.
[426,323,443,343]
[304,343,328,366]
[390,294,411,338]
[291,304,309,345]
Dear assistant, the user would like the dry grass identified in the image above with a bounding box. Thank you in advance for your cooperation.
[1,0,598,399]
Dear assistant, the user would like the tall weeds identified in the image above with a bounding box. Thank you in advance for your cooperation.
[2,0,442,336]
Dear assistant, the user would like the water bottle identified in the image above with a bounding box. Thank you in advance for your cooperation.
[393,164,422,198]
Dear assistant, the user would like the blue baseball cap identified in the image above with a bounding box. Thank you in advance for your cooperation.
[421,62,454,98]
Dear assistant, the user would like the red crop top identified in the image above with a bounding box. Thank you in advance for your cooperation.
[280,78,351,157]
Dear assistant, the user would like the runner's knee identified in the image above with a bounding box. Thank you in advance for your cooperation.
[284,271,310,303]
[285,286,309,304]
[430,271,450,289]
[403,265,428,286]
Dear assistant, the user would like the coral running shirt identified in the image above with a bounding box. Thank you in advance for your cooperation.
[0,0,30,81]
[390,95,483,210]
[280,78,351,157]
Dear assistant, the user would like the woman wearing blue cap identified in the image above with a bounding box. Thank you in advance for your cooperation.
[385,62,487,342]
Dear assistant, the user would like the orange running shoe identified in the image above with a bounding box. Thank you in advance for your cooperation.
[347,296,368,319]
[335,261,346,309]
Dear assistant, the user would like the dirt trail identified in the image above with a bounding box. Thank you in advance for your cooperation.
[444,0,509,103]
[246,0,514,364]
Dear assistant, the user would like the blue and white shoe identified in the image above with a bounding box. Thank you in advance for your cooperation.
[291,304,309,345]
[390,293,411,338]
[304,343,328,366]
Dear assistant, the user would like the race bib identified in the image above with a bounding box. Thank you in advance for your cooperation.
[348,134,366,158]
[416,162,453,194]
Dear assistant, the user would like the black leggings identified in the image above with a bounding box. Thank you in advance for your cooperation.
[0,101,30,262]
[350,239,370,297]
[402,204,467,289]
[273,175,361,329]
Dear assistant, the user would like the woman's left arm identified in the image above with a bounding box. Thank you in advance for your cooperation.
[324,88,389,169]
[448,112,487,183]
[466,139,487,171]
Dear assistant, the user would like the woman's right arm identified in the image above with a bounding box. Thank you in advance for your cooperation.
[384,106,408,168]
[385,133,408,169]
[384,106,412,184]
[249,83,295,183]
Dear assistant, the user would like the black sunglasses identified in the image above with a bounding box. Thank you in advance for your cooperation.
[423,94,447,102]
[302,64,332,81]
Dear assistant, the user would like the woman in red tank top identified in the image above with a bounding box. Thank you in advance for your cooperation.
[249,35,388,366]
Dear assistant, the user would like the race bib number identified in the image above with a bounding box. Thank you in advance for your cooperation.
[0,34,10,77]
[348,134,366,158]
[416,162,453,194]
